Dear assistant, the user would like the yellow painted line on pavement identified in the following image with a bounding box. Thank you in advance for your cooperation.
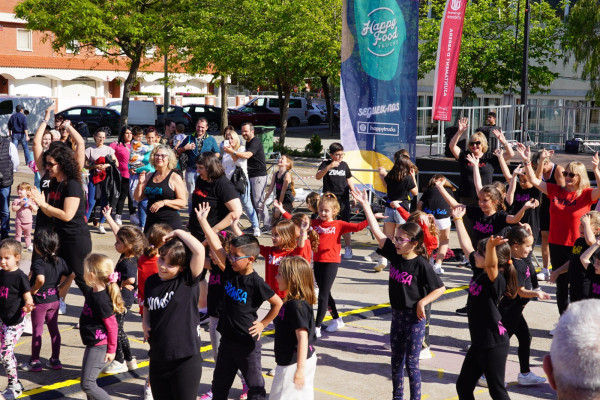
[438,368,444,379]
[314,388,359,399]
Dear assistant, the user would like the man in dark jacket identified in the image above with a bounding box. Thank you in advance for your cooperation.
[7,104,32,165]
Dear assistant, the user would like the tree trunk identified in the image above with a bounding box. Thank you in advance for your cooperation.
[276,80,291,148]
[120,54,142,130]
[320,75,333,135]
[220,74,228,134]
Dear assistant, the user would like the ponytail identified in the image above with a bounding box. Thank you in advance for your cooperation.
[503,259,519,300]
[84,254,125,314]
[107,282,126,314]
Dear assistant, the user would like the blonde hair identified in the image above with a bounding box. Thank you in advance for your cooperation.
[279,256,317,305]
[306,192,320,213]
[565,161,589,196]
[407,211,439,238]
[84,254,125,314]
[273,219,298,252]
[281,154,296,196]
[469,132,489,153]
[318,192,340,218]
[17,182,31,192]
[224,126,241,151]
[586,210,600,234]
[0,239,21,259]
[149,145,178,170]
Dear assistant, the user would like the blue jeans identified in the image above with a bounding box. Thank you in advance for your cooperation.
[86,181,107,223]
[185,169,197,213]
[11,134,32,165]
[0,186,10,239]
[138,199,148,228]
[241,181,259,230]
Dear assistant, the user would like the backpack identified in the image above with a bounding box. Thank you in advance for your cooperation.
[230,166,248,195]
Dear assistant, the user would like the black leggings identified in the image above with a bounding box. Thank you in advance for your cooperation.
[115,177,135,216]
[150,352,202,400]
[501,302,532,374]
[115,306,132,364]
[549,243,572,315]
[456,343,510,400]
[313,262,340,327]
[59,235,92,295]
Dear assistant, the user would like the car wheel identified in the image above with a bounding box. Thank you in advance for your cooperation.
[99,126,112,136]
[208,121,219,132]
[288,117,300,127]
[308,116,321,126]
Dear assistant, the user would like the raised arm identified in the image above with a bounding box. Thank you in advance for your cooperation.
[581,237,600,269]
[493,129,514,161]
[165,229,205,278]
[466,153,483,195]
[580,214,597,246]
[505,165,521,206]
[451,206,474,255]
[434,177,461,208]
[484,236,507,282]
[102,206,120,235]
[494,148,513,182]
[195,203,227,267]
[352,188,387,247]
[516,143,547,195]
[449,117,469,160]
[33,105,53,172]
[63,120,86,170]
[591,152,600,202]
[506,198,539,224]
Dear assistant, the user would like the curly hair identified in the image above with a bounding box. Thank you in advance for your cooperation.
[149,145,178,170]
[44,141,81,183]
[117,226,147,258]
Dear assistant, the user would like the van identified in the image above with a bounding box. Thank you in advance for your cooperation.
[106,100,157,127]
[0,96,55,137]
[244,96,324,126]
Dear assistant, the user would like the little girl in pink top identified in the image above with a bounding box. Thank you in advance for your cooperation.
[12,182,38,252]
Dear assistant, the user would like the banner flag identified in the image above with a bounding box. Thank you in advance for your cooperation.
[341,0,418,194]
[432,0,468,121]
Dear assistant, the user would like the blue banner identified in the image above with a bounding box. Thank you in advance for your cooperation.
[341,0,418,193]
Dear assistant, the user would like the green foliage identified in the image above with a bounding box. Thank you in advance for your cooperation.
[418,0,564,101]
[305,135,324,157]
[130,92,161,97]
[562,0,600,102]
[273,135,323,158]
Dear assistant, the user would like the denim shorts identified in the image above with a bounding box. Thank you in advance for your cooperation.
[384,207,406,224]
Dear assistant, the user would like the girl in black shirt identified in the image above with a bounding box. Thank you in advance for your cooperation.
[263,154,295,222]
[578,236,600,299]
[452,207,517,400]
[354,190,445,400]
[271,256,318,400]
[102,207,147,374]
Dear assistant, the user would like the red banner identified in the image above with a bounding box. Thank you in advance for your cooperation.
[432,0,468,121]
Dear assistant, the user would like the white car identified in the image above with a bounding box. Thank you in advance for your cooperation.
[244,96,324,126]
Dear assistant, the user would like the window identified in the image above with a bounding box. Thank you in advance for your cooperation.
[0,101,13,115]
[16,29,32,51]
[65,108,82,116]
[66,40,79,54]
[289,99,302,108]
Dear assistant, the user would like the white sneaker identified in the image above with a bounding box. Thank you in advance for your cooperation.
[364,250,381,262]
[342,247,353,260]
[478,375,508,388]
[518,371,546,386]
[315,326,322,338]
[126,357,137,371]
[144,378,153,400]
[115,215,123,226]
[98,224,106,234]
[58,298,66,315]
[325,317,345,333]
[374,259,388,272]
[130,214,140,226]
[433,264,444,275]
[419,346,432,359]
[253,228,261,237]
[537,269,550,281]
[267,368,275,376]
[103,360,128,374]
[27,245,33,252]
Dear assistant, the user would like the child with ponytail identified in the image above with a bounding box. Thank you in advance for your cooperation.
[79,254,124,400]
[353,189,445,400]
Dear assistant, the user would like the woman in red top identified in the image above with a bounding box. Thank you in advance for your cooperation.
[517,143,600,318]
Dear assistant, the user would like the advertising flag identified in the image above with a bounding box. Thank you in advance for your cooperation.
[341,0,418,193]
[432,0,468,121]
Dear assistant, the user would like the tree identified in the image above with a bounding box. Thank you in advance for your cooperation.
[418,0,564,104]
[562,0,600,102]
[14,0,191,128]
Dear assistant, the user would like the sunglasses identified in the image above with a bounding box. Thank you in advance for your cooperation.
[562,171,578,178]
[469,141,481,147]
[394,237,412,243]
[45,161,57,167]
[227,254,251,263]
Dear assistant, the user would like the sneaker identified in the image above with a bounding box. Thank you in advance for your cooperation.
[58,298,66,315]
[382,342,391,350]
[419,347,432,360]
[126,357,137,371]
[478,375,488,388]
[260,226,271,234]
[199,391,213,400]
[98,224,106,234]
[103,360,128,374]
[315,326,322,338]
[253,228,261,237]
[537,269,550,281]
[518,371,546,386]
[2,381,24,399]
[364,250,381,263]
[325,317,345,333]
[45,358,62,370]
[374,260,388,272]
[115,215,123,226]
[130,214,140,226]
[144,378,153,400]
[23,313,32,335]
[267,368,276,376]
[433,264,444,275]
[27,245,33,252]
[199,311,210,325]
[239,382,249,400]
[20,360,42,372]
[342,247,353,260]
[455,306,468,316]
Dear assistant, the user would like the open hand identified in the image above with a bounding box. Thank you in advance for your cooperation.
[195,202,211,222]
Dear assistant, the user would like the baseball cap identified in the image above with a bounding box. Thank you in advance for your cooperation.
[16,104,24,112]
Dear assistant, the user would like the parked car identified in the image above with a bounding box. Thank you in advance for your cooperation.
[55,106,120,136]
[106,100,157,127]
[156,104,192,131]
[181,104,221,132]
[307,104,326,125]
[236,106,280,127]
[243,96,314,126]
[226,108,257,129]
[0,96,55,137]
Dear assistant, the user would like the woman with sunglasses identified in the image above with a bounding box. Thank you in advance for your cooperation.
[449,118,514,206]
[516,144,600,322]
[134,145,186,234]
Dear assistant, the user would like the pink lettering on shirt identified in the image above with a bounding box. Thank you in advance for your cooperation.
[95,329,107,340]
[498,321,507,336]
[469,279,482,296]
[525,267,530,279]
[209,274,221,285]
[277,305,285,320]
[82,304,93,317]
[0,287,8,299]
[389,266,413,286]
[268,254,284,266]
[592,283,600,295]
[314,226,336,235]
[515,193,531,203]
[473,221,494,234]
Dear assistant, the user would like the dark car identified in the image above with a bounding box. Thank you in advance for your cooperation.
[182,104,221,132]
[55,106,120,136]
[156,104,192,131]
[226,108,256,129]
[236,106,280,127]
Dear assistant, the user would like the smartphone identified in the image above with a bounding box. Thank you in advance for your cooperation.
[224,140,230,147]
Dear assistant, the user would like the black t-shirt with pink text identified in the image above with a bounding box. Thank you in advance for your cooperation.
[466,206,509,247]
[206,260,231,318]
[0,269,30,326]
[376,239,443,311]
[458,150,499,198]
[30,257,70,304]
[79,290,114,347]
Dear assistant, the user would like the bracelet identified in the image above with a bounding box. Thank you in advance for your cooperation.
[523,161,531,165]
[453,217,463,221]
[42,120,48,125]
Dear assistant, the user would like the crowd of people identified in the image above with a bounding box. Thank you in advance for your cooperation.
[0,104,598,400]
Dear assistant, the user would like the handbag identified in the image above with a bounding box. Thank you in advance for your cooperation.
[230,166,248,195]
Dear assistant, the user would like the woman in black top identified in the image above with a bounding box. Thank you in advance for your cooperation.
[449,117,514,206]
[134,145,186,234]
[30,141,92,301]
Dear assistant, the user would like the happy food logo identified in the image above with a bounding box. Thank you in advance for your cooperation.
[360,7,399,57]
